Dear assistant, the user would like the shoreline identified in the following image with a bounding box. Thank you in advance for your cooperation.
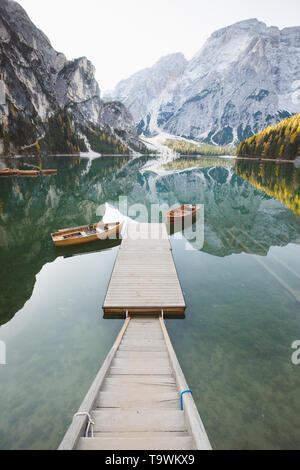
[0,153,153,159]
[0,154,298,164]
[236,156,297,164]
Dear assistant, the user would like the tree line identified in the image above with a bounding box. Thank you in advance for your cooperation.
[237,114,300,160]
[164,139,236,156]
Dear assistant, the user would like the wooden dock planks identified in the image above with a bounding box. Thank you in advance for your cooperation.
[59,316,212,451]
[59,224,211,451]
[103,224,186,316]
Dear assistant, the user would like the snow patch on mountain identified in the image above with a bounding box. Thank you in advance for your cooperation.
[109,19,300,146]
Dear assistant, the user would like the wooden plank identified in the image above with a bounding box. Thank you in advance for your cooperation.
[91,409,186,433]
[112,358,170,367]
[122,223,170,244]
[123,335,164,340]
[97,391,180,409]
[101,384,178,397]
[77,437,194,451]
[109,366,173,375]
[119,345,167,352]
[126,326,163,329]
[125,331,163,335]
[104,307,185,314]
[115,351,169,359]
[102,364,178,394]
[126,327,162,332]
[126,325,163,329]
[121,339,167,346]
[103,223,186,315]
[102,376,176,386]
[92,432,188,438]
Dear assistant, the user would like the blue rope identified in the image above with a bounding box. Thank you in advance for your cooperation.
[180,390,192,410]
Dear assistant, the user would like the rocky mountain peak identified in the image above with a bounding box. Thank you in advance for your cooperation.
[55,57,100,117]
[0,0,145,154]
[154,52,187,70]
[109,18,300,145]
[210,18,263,39]
[106,52,188,135]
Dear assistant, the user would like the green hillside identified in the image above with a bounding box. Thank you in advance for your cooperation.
[237,114,300,160]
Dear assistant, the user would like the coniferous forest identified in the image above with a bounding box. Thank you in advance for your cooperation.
[164,139,236,156]
[237,114,300,160]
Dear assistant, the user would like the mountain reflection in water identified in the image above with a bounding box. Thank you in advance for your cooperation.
[0,154,300,451]
[0,155,299,326]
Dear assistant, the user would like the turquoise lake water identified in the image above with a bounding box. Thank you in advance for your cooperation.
[0,154,299,450]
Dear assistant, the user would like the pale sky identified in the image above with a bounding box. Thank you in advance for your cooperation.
[17,0,300,93]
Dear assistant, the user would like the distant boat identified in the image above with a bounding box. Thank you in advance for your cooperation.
[0,168,20,176]
[51,222,123,247]
[16,170,40,177]
[41,169,58,176]
[0,168,13,177]
[0,169,57,177]
[166,205,201,224]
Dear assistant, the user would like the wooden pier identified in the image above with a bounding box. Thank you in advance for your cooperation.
[103,223,186,317]
[59,224,211,451]
[59,315,211,450]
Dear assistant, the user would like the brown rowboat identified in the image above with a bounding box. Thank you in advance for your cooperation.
[0,169,13,177]
[16,170,40,177]
[42,170,58,175]
[51,222,123,247]
[0,169,57,177]
[0,169,20,176]
[166,205,201,224]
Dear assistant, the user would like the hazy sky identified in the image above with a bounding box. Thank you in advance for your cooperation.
[18,0,300,93]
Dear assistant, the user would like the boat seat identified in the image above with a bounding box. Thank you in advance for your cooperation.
[64,232,83,239]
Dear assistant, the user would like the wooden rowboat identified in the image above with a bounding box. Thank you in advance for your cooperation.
[51,222,123,247]
[166,205,201,224]
[0,169,20,176]
[0,169,13,177]
[0,169,58,177]
[41,170,58,175]
[16,170,40,177]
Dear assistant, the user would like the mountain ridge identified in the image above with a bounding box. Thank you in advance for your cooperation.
[108,18,300,145]
[0,0,146,155]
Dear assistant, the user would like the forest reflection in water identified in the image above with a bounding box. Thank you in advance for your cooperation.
[0,155,299,327]
[0,154,299,450]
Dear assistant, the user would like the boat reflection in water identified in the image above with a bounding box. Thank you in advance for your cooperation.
[1,154,300,450]
[55,237,122,260]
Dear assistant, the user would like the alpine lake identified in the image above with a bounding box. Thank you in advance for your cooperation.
[0,153,299,450]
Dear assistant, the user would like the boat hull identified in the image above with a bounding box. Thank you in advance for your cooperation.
[51,223,122,247]
[0,169,15,177]
[17,170,40,177]
[166,205,201,224]
[0,169,57,177]
[42,170,57,175]
[53,231,118,247]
